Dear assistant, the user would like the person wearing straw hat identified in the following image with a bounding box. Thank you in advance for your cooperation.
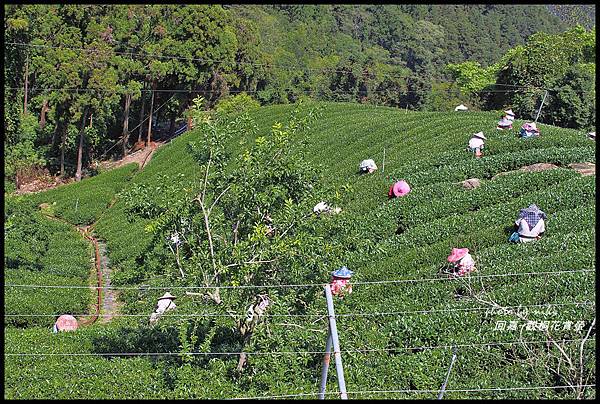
[388,180,411,198]
[496,115,513,130]
[149,292,177,325]
[519,122,540,138]
[359,159,378,174]
[468,132,486,158]
[447,248,476,277]
[330,266,353,297]
[504,109,515,122]
[509,204,546,243]
[313,201,342,215]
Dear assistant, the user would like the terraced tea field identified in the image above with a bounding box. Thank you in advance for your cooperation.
[4,102,595,399]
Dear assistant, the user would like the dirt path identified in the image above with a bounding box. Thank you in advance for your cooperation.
[99,141,164,171]
[97,241,122,323]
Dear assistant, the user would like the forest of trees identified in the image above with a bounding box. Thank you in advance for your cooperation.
[4,4,595,187]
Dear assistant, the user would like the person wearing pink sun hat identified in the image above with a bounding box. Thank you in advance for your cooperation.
[52,314,79,333]
[447,247,476,277]
[388,180,411,198]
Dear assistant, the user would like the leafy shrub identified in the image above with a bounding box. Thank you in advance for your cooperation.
[215,92,261,116]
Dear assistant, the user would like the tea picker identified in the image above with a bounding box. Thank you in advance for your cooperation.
[509,204,546,243]
[446,248,477,277]
[388,180,411,199]
[496,109,515,130]
[519,122,540,138]
[329,266,353,298]
[313,201,342,216]
[53,314,79,333]
[467,132,486,158]
[359,159,378,174]
[149,292,177,325]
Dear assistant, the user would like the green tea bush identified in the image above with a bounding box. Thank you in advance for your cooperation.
[5,103,594,399]
[28,163,138,225]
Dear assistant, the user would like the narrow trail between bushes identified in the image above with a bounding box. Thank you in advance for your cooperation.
[38,213,116,326]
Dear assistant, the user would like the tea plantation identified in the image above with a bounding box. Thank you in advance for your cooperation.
[4,102,595,399]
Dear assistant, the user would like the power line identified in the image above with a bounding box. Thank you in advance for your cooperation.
[4,301,594,318]
[4,337,593,357]
[4,269,594,290]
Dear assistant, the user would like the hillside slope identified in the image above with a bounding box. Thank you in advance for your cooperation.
[5,102,595,399]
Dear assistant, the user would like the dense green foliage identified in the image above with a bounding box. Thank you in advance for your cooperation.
[4,103,595,399]
[4,196,92,327]
[447,26,595,130]
[6,4,593,189]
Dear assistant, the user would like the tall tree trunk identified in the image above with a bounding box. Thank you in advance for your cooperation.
[60,131,66,178]
[40,99,49,129]
[138,90,146,143]
[147,80,156,146]
[75,108,90,182]
[122,93,132,158]
[23,56,29,115]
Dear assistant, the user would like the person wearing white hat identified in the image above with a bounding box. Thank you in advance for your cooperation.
[149,292,177,325]
[313,201,341,216]
[519,122,540,138]
[359,159,377,174]
[313,201,331,215]
[468,132,486,158]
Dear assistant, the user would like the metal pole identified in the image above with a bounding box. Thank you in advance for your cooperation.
[534,90,548,123]
[318,333,333,400]
[324,284,348,399]
[437,347,458,400]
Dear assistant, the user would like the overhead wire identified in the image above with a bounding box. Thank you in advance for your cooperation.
[4,268,594,290]
[4,301,594,318]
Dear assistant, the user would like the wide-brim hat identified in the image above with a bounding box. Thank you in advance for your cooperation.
[391,180,411,197]
[313,201,329,213]
[522,122,538,131]
[504,109,515,116]
[455,104,468,111]
[55,314,79,331]
[158,292,176,300]
[473,131,486,140]
[359,159,376,169]
[332,266,353,279]
[447,248,469,263]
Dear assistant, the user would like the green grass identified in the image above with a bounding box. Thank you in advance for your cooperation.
[4,102,595,399]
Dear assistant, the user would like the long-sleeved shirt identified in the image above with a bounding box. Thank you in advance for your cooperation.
[468,137,484,149]
[515,218,545,242]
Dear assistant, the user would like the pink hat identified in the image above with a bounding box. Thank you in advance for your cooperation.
[389,180,411,197]
[447,248,469,262]
[55,314,79,331]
